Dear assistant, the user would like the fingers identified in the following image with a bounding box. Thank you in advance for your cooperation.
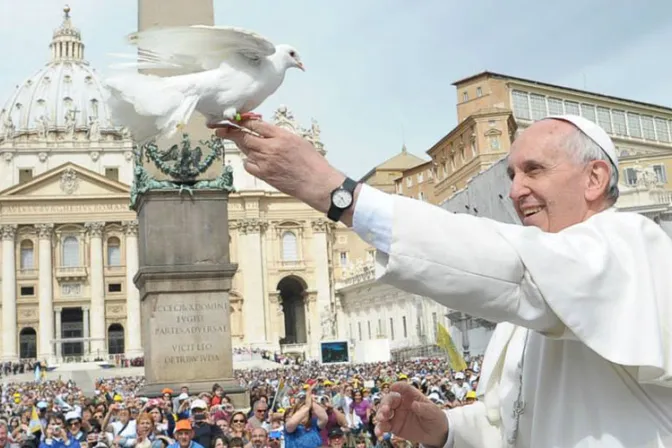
[377,392,401,421]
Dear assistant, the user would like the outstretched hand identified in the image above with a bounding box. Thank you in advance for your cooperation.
[375,382,449,447]
[214,120,346,215]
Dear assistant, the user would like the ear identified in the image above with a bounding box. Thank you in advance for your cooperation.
[584,160,612,202]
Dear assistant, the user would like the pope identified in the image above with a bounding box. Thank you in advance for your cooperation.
[214,115,672,447]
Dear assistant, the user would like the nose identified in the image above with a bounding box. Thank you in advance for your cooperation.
[508,174,530,204]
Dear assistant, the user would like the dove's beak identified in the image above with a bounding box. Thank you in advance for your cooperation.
[297,62,305,71]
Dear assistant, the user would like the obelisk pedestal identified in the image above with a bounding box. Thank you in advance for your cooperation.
[134,190,247,407]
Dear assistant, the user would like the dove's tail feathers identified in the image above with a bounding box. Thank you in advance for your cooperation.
[102,74,199,144]
[156,95,200,140]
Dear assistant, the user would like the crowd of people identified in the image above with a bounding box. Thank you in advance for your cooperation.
[0,357,482,448]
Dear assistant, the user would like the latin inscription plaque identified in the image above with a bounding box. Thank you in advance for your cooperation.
[148,292,232,381]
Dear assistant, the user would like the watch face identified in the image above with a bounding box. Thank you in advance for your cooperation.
[333,190,353,208]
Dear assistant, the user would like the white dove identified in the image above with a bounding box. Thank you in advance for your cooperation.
[103,25,304,144]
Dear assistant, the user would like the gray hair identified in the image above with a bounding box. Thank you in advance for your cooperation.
[562,127,619,205]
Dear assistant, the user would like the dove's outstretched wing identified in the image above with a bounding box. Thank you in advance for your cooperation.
[111,25,277,74]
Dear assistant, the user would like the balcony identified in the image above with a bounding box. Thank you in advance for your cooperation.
[104,265,126,276]
[56,266,88,281]
[17,268,38,280]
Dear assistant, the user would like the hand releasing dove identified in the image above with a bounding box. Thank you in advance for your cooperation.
[103,25,304,144]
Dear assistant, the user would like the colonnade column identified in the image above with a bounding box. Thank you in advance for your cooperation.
[239,218,268,347]
[123,220,142,357]
[85,222,106,357]
[82,306,90,357]
[311,219,334,356]
[1,225,17,361]
[36,224,55,363]
[54,307,62,359]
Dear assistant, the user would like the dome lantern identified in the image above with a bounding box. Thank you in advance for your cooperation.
[49,5,86,64]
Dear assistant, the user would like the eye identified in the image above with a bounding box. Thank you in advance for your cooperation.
[289,51,296,57]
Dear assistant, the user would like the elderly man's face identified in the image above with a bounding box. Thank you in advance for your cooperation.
[507,120,610,233]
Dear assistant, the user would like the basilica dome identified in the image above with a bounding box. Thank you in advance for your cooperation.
[0,6,123,142]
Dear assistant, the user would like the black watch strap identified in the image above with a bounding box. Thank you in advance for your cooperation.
[327,177,358,222]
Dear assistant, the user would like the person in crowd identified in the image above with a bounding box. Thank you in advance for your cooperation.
[213,113,672,447]
[283,385,327,448]
[167,421,201,448]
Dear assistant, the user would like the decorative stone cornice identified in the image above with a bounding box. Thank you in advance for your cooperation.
[1,225,17,241]
[339,258,376,286]
[123,220,138,236]
[238,218,268,234]
[311,218,332,233]
[84,221,105,238]
[36,223,54,239]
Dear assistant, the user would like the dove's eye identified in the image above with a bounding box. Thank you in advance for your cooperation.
[289,51,296,57]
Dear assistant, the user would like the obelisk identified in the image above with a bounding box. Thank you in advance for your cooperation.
[134,0,247,407]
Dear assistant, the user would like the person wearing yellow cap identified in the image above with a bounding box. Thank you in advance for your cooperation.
[226,114,672,447]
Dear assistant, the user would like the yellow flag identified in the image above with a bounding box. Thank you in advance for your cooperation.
[436,323,467,371]
[28,406,42,433]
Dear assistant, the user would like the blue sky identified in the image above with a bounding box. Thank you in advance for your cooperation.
[1,0,672,179]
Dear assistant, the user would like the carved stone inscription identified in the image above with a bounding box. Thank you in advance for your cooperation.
[2,204,128,215]
[152,297,228,370]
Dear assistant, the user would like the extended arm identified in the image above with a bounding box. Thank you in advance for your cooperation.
[352,184,563,335]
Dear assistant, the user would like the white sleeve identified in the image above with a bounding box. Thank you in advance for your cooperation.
[419,411,454,448]
[352,183,393,254]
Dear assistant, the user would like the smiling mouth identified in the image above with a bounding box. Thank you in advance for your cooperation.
[522,206,544,218]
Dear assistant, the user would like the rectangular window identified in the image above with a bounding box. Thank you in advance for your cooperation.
[20,286,34,296]
[368,321,372,339]
[339,252,348,267]
[476,87,482,97]
[564,101,580,116]
[18,169,33,184]
[547,97,563,115]
[597,107,612,134]
[107,283,122,293]
[417,172,423,183]
[358,322,362,341]
[389,318,395,340]
[104,167,119,181]
[654,118,670,142]
[529,94,547,120]
[402,316,407,337]
[624,167,637,185]
[641,116,656,140]
[463,91,468,102]
[627,113,642,138]
[581,104,596,123]
[432,312,438,341]
[653,164,668,183]
[611,110,627,136]
[511,90,530,120]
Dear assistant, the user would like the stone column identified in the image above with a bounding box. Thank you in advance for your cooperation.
[123,220,143,357]
[82,306,90,357]
[239,218,267,347]
[311,219,334,357]
[54,307,62,360]
[1,225,17,361]
[36,224,55,363]
[85,222,106,357]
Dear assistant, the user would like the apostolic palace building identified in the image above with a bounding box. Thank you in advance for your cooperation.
[0,6,670,365]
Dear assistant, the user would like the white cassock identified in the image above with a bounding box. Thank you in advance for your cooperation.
[352,184,672,448]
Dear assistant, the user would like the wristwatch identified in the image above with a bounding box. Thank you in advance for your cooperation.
[327,177,358,222]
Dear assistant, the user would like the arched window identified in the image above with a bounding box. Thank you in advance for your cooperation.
[62,236,79,267]
[20,240,34,269]
[107,237,121,266]
[108,324,125,355]
[281,231,298,261]
[19,327,37,359]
